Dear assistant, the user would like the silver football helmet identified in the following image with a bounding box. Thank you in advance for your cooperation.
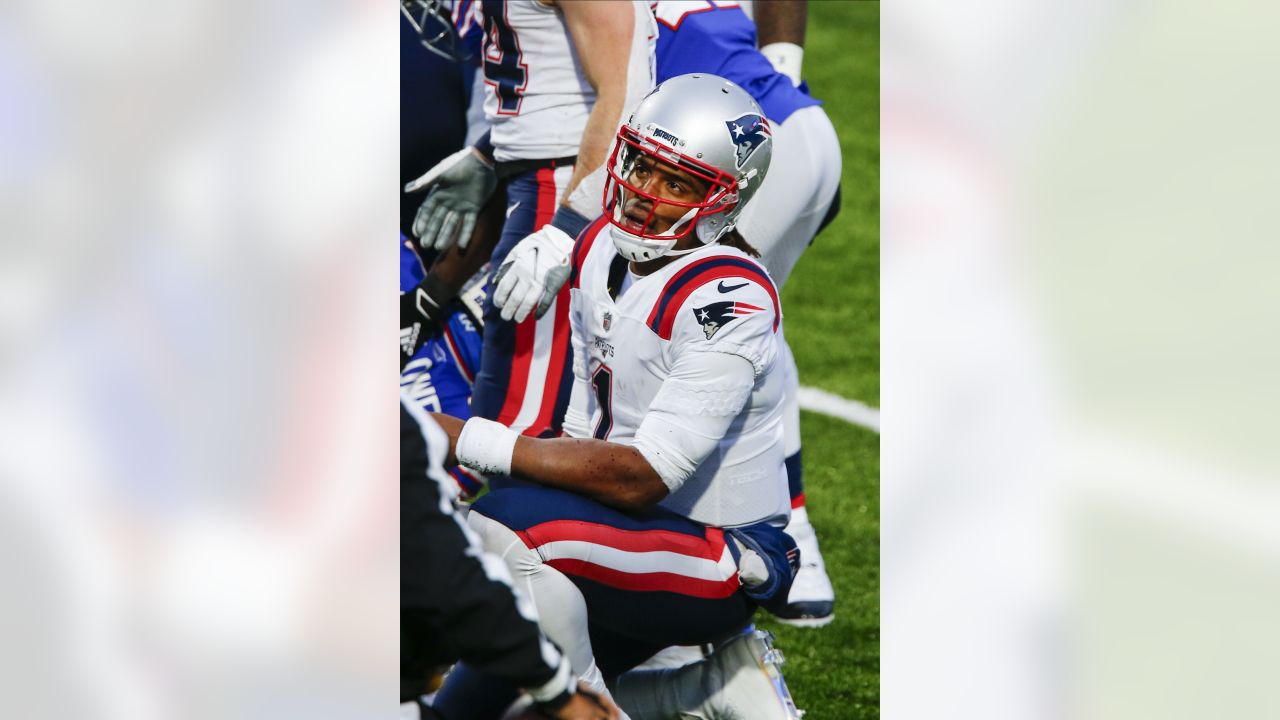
[603,74,773,262]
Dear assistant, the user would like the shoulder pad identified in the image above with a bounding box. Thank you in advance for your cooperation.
[646,255,779,340]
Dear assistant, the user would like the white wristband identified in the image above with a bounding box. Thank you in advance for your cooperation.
[456,417,519,476]
[760,42,804,86]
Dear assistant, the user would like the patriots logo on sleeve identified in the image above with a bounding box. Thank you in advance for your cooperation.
[692,300,766,340]
[725,113,771,169]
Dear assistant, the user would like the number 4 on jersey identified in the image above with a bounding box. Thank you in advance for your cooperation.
[482,0,528,115]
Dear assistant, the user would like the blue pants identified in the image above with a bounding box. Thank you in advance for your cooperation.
[473,487,757,669]
[432,488,758,720]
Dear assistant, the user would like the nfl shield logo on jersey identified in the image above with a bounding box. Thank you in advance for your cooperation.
[725,113,772,169]
[602,310,612,332]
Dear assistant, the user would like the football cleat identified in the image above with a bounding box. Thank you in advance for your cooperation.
[613,628,804,719]
[700,629,805,719]
[775,509,835,627]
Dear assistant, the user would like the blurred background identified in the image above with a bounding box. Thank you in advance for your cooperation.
[0,0,1276,718]
[883,0,1280,718]
[0,1,396,717]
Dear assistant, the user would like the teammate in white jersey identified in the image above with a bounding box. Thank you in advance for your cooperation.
[404,0,657,444]
[431,74,804,720]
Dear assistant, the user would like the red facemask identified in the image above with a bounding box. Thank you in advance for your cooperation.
[602,125,738,242]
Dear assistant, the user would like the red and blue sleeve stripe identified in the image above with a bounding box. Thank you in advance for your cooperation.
[646,257,779,339]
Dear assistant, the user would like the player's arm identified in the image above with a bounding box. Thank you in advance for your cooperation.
[432,412,668,511]
[431,349,758,512]
[402,406,620,718]
[556,0,635,207]
[399,192,503,367]
[416,189,503,319]
[754,0,807,85]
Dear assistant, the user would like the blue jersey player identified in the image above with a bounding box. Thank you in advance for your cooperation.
[400,235,488,499]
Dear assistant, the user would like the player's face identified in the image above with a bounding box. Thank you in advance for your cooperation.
[619,155,712,236]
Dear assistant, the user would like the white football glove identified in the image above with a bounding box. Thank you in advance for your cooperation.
[492,225,575,323]
[405,146,497,252]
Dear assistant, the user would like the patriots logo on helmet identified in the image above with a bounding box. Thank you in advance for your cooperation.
[692,299,765,340]
[725,113,771,169]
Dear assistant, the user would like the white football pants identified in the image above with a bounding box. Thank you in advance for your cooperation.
[737,104,843,289]
[738,104,842,464]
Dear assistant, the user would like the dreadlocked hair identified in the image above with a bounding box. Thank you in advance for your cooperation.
[718,228,760,258]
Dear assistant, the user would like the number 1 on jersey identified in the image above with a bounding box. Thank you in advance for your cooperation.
[591,366,613,440]
[482,0,528,115]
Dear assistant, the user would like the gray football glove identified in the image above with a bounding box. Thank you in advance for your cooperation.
[405,147,497,252]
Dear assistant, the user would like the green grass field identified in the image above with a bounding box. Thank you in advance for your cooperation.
[753,2,880,717]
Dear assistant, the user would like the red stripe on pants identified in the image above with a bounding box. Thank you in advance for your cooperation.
[546,559,740,599]
[495,168,559,427]
[519,520,727,561]
[528,281,572,436]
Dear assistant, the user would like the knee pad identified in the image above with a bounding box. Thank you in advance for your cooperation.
[466,509,542,576]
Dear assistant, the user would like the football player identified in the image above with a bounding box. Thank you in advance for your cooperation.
[432,74,805,720]
[404,0,657,444]
[492,0,843,625]
[401,401,620,719]
[649,0,841,626]
[400,235,489,498]
[400,0,485,239]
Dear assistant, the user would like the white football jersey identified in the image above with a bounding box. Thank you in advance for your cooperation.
[567,220,791,528]
[481,0,656,162]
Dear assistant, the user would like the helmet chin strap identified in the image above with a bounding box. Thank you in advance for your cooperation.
[664,207,699,239]
[664,242,719,258]
[646,206,714,258]
[612,204,704,256]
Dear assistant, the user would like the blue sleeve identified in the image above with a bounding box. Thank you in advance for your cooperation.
[654,4,821,123]
[444,310,485,385]
[401,332,475,421]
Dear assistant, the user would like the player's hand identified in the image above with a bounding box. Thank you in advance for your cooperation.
[400,283,447,370]
[406,146,498,252]
[493,225,575,323]
[521,682,620,719]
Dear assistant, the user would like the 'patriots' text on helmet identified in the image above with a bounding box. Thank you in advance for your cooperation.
[604,74,773,262]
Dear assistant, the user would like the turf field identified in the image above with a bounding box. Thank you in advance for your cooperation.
[751,2,880,717]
